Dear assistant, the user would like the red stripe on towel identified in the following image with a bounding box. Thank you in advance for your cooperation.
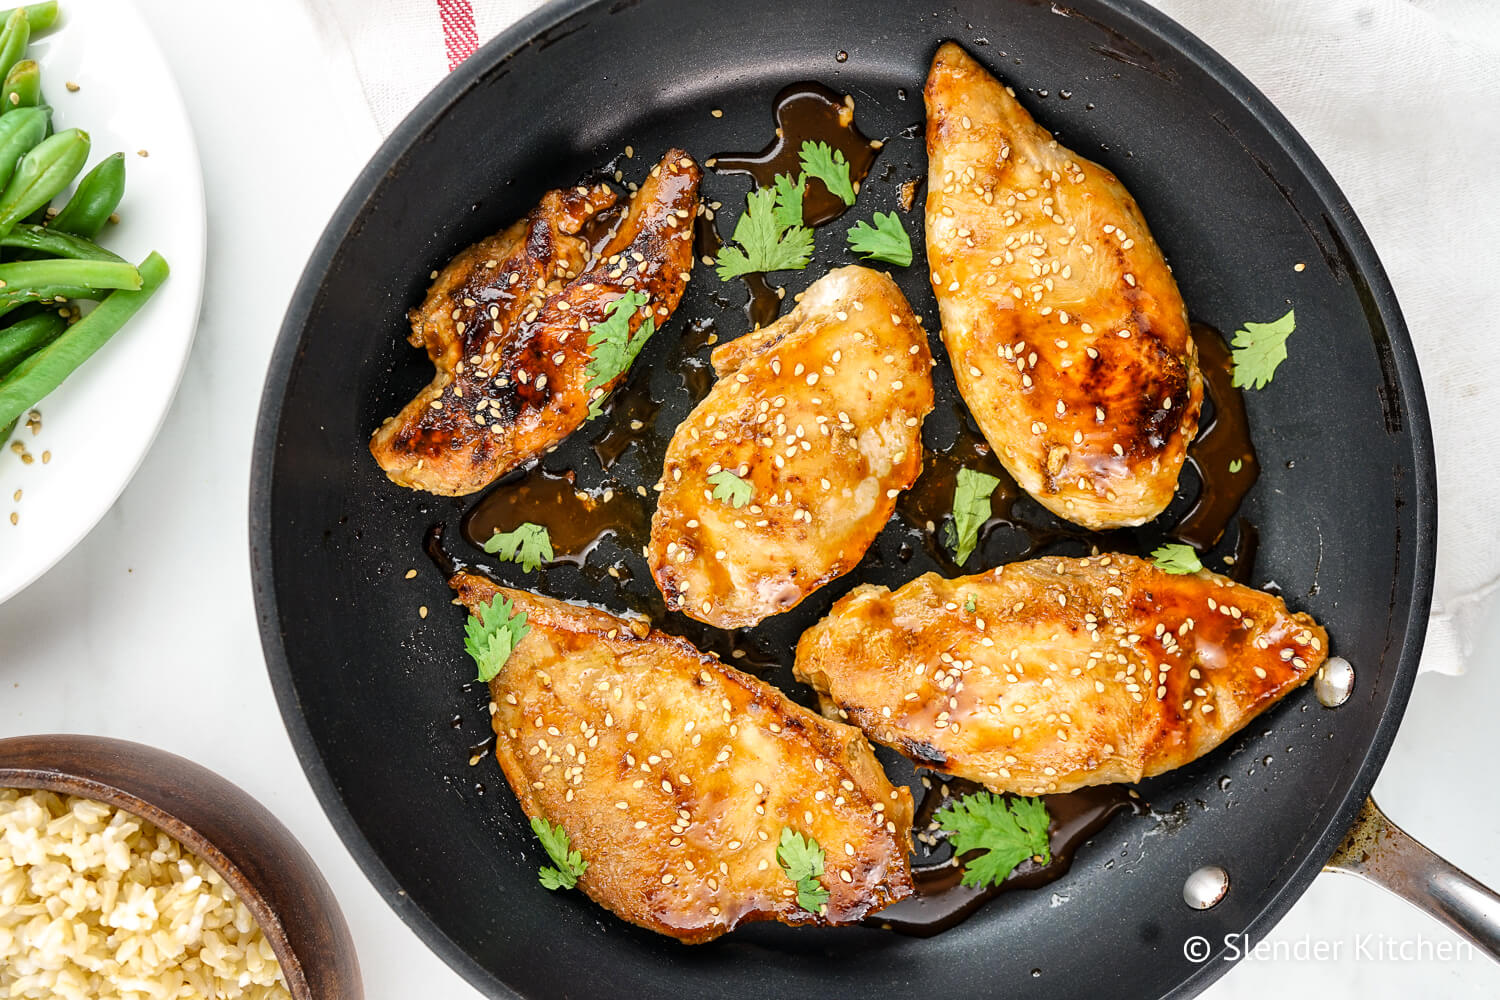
[438,0,479,70]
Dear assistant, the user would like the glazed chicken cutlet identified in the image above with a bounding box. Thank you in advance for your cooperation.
[649,266,934,629]
[371,149,701,496]
[794,553,1327,795]
[924,43,1203,529]
[450,573,914,943]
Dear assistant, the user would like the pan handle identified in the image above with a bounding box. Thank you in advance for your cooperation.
[1326,798,1500,961]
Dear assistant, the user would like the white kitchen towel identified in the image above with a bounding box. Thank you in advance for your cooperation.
[307,0,1500,676]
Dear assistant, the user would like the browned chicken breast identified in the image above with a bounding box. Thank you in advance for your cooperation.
[649,266,934,629]
[794,553,1326,795]
[925,43,1202,529]
[450,573,914,943]
[371,150,702,496]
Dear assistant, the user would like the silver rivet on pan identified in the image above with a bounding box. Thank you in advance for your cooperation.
[1183,865,1230,910]
[1314,656,1355,708]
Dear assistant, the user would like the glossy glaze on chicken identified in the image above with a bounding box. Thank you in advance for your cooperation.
[371,150,701,496]
[925,43,1202,529]
[649,266,934,629]
[795,553,1327,795]
[451,573,914,943]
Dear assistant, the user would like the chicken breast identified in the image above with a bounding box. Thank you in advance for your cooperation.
[450,572,914,943]
[924,42,1202,529]
[794,553,1326,795]
[649,266,934,629]
[371,149,701,496]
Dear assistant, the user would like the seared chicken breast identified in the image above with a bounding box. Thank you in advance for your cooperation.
[451,573,914,943]
[371,149,701,495]
[794,553,1326,795]
[649,266,934,629]
[925,42,1202,529]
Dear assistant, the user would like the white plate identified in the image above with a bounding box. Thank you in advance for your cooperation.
[0,0,206,604]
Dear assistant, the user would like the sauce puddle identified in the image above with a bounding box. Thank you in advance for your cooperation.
[1177,323,1259,549]
[460,465,650,566]
[873,779,1144,936]
[897,403,1103,566]
[713,82,880,226]
[694,215,781,329]
[590,376,663,471]
[708,82,882,327]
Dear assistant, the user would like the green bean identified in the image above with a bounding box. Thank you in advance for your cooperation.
[0,308,62,377]
[0,258,139,293]
[50,152,124,239]
[0,4,54,35]
[0,251,168,427]
[0,105,45,190]
[0,284,88,320]
[0,259,138,318]
[2,57,37,110]
[0,8,28,83]
[1,223,125,262]
[0,126,87,237]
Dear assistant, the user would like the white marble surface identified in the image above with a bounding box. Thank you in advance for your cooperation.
[2,2,1497,997]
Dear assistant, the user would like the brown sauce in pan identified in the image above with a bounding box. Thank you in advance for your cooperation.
[706,82,882,328]
[1227,517,1258,584]
[672,316,720,406]
[873,779,1143,936]
[424,522,463,578]
[694,214,781,329]
[897,406,1014,535]
[895,403,1108,568]
[590,376,662,471]
[459,465,650,565]
[713,82,880,227]
[1176,323,1259,549]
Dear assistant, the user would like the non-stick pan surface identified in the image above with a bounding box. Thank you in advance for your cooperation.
[250,1,1436,997]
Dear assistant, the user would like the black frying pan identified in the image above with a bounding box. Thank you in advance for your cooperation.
[250,1,1462,996]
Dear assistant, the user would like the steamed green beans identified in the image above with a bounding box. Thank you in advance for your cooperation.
[2,57,37,109]
[0,4,54,35]
[0,251,168,428]
[0,127,88,236]
[0,258,139,318]
[0,308,61,376]
[0,258,138,291]
[0,106,46,190]
[0,8,28,81]
[1,223,125,262]
[49,152,122,238]
[0,284,90,320]
[0,3,170,441]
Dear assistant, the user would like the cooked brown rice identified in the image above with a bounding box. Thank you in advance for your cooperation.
[0,788,291,1000]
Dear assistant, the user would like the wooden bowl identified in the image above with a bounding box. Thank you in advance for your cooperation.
[0,734,363,1000]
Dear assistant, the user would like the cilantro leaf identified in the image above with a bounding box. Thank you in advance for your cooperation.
[707,469,753,508]
[934,792,1052,889]
[846,211,912,267]
[771,172,807,231]
[1230,308,1295,390]
[1228,459,1243,474]
[1151,543,1204,575]
[463,593,530,683]
[530,816,587,891]
[798,140,856,206]
[715,186,814,280]
[776,827,830,913]
[482,522,554,572]
[945,468,1001,565]
[585,291,657,416]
